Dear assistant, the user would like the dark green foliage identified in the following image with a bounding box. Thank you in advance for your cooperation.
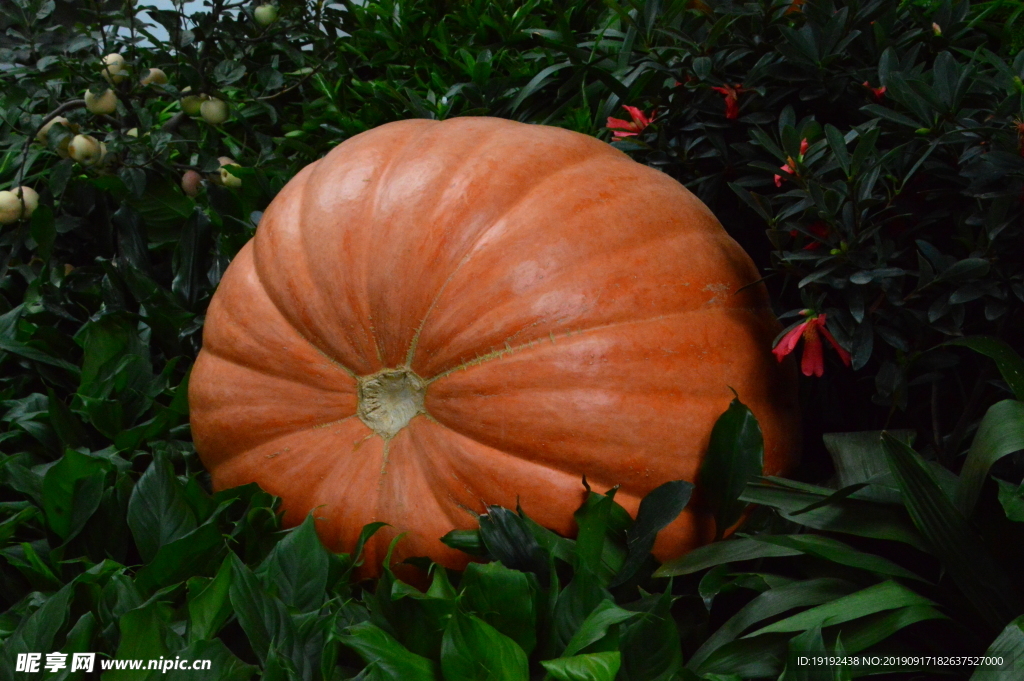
[3,0,1024,679]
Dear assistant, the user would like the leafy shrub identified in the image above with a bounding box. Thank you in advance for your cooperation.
[2,0,1024,679]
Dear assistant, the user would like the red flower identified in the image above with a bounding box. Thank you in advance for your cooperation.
[710,83,749,120]
[774,138,808,187]
[772,312,851,377]
[789,221,830,250]
[862,81,886,102]
[606,106,656,139]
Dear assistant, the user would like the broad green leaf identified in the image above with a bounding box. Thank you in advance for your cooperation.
[742,580,934,637]
[739,481,929,552]
[228,552,294,666]
[689,578,855,672]
[748,534,927,582]
[47,388,87,449]
[618,590,682,681]
[257,513,329,612]
[970,615,1024,680]
[440,610,529,681]
[655,537,802,577]
[461,561,538,655]
[41,449,107,541]
[541,652,621,681]
[881,433,1020,631]
[0,582,74,679]
[478,506,547,576]
[611,480,692,587]
[573,488,629,583]
[699,397,764,535]
[187,555,234,643]
[947,336,1024,400]
[562,599,639,657]
[822,430,915,494]
[105,602,173,681]
[135,521,224,592]
[161,639,258,681]
[551,571,610,655]
[829,604,946,653]
[127,455,197,563]
[954,400,1024,515]
[996,478,1024,521]
[339,621,438,681]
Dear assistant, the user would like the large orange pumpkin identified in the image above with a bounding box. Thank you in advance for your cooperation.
[189,117,799,576]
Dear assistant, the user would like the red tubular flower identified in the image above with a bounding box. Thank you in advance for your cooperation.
[606,105,656,139]
[774,164,793,187]
[862,81,886,102]
[710,83,748,120]
[772,312,851,377]
[799,138,809,156]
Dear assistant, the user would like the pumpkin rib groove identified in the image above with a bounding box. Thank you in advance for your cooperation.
[402,146,618,370]
[200,337,357,387]
[248,195,362,379]
[218,412,362,461]
[424,303,764,384]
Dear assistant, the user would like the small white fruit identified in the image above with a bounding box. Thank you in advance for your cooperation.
[181,170,203,197]
[200,98,229,125]
[126,128,139,137]
[0,191,22,225]
[254,4,278,26]
[216,157,243,188]
[101,53,127,84]
[0,187,37,224]
[140,67,168,86]
[180,87,206,116]
[37,117,77,157]
[68,134,103,166]
[85,89,118,115]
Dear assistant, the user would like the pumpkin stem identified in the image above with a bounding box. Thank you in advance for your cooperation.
[356,368,427,438]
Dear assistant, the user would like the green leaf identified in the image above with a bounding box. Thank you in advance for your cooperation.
[41,449,107,541]
[881,433,1020,631]
[739,480,929,551]
[46,388,88,449]
[127,455,197,563]
[30,204,55,262]
[228,552,294,666]
[0,582,74,679]
[339,621,438,681]
[105,602,173,681]
[161,638,258,681]
[655,536,802,577]
[699,397,764,535]
[440,610,529,681]
[954,400,1024,515]
[460,561,538,655]
[970,615,1024,680]
[257,513,329,612]
[135,521,224,592]
[996,478,1024,521]
[541,652,621,681]
[440,529,486,556]
[689,578,855,672]
[822,430,915,490]
[946,336,1024,400]
[742,580,934,637]
[618,591,682,681]
[824,124,851,176]
[748,534,928,582]
[562,599,639,657]
[187,555,234,642]
[478,506,547,576]
[612,480,692,587]
[573,488,629,583]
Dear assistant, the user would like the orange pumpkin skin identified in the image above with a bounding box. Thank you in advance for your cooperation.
[188,117,799,577]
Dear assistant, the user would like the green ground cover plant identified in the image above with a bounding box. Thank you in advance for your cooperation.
[1,0,1024,678]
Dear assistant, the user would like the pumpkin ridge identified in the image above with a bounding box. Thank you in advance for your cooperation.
[402,145,618,369]
[424,304,756,384]
[202,334,357,385]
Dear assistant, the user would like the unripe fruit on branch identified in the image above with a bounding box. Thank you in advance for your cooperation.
[180,87,206,115]
[37,117,77,157]
[200,98,230,125]
[68,134,103,166]
[140,68,168,86]
[101,53,127,84]
[181,170,203,197]
[217,157,243,188]
[0,187,38,225]
[254,4,278,25]
[126,128,139,137]
[85,89,119,115]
